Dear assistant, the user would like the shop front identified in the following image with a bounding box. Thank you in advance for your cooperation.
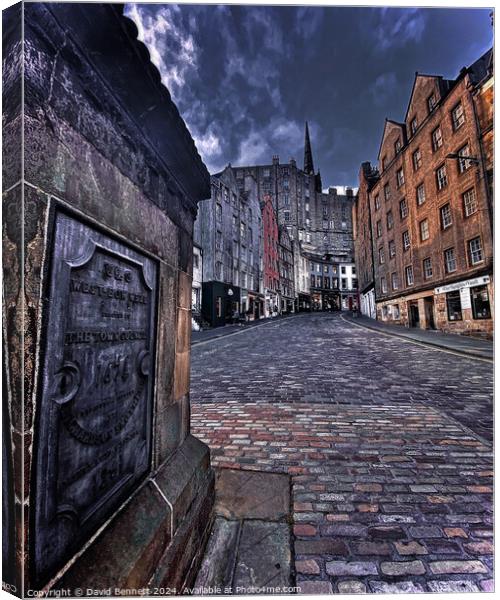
[298,293,311,312]
[248,291,265,321]
[434,275,493,338]
[202,281,241,328]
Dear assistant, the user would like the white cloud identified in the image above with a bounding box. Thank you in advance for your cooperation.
[124,4,198,98]
[236,117,315,167]
[374,8,426,51]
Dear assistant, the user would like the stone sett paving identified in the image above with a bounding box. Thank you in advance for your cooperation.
[190,314,493,593]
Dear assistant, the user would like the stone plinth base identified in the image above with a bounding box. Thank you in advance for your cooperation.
[53,436,214,595]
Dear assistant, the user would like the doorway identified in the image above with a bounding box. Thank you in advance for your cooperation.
[424,297,436,330]
[409,302,420,328]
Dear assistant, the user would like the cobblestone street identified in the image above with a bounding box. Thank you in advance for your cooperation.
[190,313,493,593]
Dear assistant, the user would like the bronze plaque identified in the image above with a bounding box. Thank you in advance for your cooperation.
[33,212,157,583]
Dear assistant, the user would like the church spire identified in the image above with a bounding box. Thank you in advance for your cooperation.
[303,121,315,175]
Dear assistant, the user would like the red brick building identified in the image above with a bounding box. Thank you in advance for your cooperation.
[262,194,280,316]
[356,49,493,337]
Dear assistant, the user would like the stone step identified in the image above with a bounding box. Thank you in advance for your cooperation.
[192,469,293,595]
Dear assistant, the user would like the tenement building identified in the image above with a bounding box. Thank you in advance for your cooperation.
[353,163,379,318]
[262,194,281,316]
[194,166,264,326]
[231,123,355,311]
[278,225,295,313]
[355,48,493,336]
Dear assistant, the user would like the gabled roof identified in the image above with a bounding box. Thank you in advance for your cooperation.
[403,72,449,122]
[377,119,405,160]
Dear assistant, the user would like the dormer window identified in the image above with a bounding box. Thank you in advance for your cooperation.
[427,94,436,114]
[410,117,418,136]
[394,138,402,155]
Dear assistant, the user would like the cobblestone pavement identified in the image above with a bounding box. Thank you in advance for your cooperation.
[190,313,493,593]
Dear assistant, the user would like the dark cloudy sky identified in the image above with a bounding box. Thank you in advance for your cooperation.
[125,3,492,187]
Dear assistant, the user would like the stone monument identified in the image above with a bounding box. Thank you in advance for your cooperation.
[2,2,214,594]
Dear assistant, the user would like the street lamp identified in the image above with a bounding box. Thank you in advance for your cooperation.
[445,153,481,165]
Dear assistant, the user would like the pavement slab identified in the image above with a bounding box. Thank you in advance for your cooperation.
[190,313,493,593]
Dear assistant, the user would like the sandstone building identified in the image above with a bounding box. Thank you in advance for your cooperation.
[354,49,493,336]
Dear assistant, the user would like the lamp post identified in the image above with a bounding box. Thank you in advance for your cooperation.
[445,152,480,165]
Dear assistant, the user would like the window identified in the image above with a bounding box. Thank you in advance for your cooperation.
[323,220,329,230]
[282,178,289,190]
[396,168,405,188]
[216,231,223,252]
[310,275,315,288]
[436,164,447,190]
[440,203,452,229]
[444,247,457,273]
[416,183,426,206]
[193,253,199,269]
[412,148,422,171]
[216,203,222,223]
[316,264,321,272]
[446,291,463,321]
[463,188,477,217]
[382,305,388,318]
[427,94,436,113]
[402,230,410,251]
[431,127,443,151]
[391,272,399,290]
[317,276,323,288]
[283,193,290,206]
[341,278,347,290]
[284,211,290,222]
[341,266,346,274]
[423,257,433,279]
[324,265,329,273]
[458,144,472,173]
[468,236,483,265]
[399,198,408,219]
[215,261,223,280]
[471,285,491,319]
[323,206,328,217]
[382,155,387,171]
[420,219,429,241]
[451,102,465,131]
[240,222,246,240]
[375,194,381,210]
[381,277,387,293]
[393,304,401,319]
[389,240,396,258]
[379,247,385,265]
[305,202,310,213]
[384,184,391,201]
[306,233,311,243]
[324,277,330,289]
[387,211,394,230]
[376,220,382,237]
[394,138,402,154]
[410,117,418,135]
[405,265,414,286]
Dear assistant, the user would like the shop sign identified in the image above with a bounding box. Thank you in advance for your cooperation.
[434,275,490,295]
